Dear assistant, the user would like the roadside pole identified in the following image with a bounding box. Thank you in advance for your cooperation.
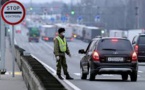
[12,26,15,77]
[0,17,6,75]
[0,0,7,79]
[0,2,1,79]
[1,1,26,77]
[0,0,2,79]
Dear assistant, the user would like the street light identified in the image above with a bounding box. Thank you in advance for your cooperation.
[71,10,75,15]
[30,7,33,11]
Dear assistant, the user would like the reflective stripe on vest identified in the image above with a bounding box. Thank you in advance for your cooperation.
[56,36,67,52]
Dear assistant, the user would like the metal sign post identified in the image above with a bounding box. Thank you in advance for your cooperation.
[12,26,15,77]
[1,1,26,77]
[0,17,6,78]
[0,0,9,79]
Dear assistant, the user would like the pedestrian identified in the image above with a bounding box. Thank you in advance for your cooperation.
[54,28,73,80]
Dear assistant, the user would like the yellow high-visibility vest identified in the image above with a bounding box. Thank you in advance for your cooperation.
[56,36,67,52]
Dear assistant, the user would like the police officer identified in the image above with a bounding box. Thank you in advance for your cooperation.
[54,28,73,80]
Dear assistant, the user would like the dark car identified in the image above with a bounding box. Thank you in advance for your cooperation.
[79,37,138,81]
[132,34,145,62]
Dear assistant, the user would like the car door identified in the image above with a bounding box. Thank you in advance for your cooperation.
[80,40,97,73]
[80,41,93,63]
[86,40,97,62]
[80,41,93,73]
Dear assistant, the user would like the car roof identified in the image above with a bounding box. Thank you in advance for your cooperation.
[102,37,127,39]
[41,25,55,28]
[86,26,99,29]
[138,34,145,36]
[93,37,128,41]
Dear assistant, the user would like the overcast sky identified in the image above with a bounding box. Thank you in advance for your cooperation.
[18,0,79,4]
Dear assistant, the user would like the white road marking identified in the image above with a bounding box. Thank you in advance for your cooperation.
[29,43,33,47]
[74,73,81,76]
[5,72,11,75]
[5,71,22,75]
[31,54,81,90]
[14,39,17,45]
[41,41,53,50]
[138,71,143,73]
[102,75,114,77]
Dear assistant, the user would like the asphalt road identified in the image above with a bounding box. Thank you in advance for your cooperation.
[14,25,145,90]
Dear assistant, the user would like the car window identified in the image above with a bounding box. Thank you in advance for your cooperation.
[132,36,138,44]
[98,39,133,51]
[88,41,96,52]
[85,41,93,52]
[139,36,145,44]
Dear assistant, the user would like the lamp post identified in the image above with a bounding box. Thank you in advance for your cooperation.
[135,0,139,29]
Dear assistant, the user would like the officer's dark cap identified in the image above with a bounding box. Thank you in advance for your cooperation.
[58,28,65,34]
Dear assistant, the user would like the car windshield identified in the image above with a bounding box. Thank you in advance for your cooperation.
[139,36,145,44]
[98,39,132,51]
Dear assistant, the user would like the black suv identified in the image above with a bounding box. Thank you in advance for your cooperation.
[132,34,145,62]
[79,37,138,81]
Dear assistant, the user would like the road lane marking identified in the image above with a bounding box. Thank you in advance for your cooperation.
[74,73,81,76]
[138,71,143,73]
[14,39,17,45]
[29,43,33,47]
[102,75,114,77]
[5,71,22,75]
[31,54,81,90]
[41,41,53,50]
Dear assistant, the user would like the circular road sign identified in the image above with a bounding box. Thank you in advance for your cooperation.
[1,1,26,25]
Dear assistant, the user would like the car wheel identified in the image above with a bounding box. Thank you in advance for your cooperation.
[89,72,96,81]
[80,66,88,80]
[130,71,137,82]
[121,74,128,81]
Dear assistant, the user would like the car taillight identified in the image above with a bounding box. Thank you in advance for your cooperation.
[111,39,118,42]
[92,51,99,61]
[134,45,138,53]
[44,37,49,41]
[132,52,137,61]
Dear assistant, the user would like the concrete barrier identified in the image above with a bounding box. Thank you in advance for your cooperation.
[15,45,68,90]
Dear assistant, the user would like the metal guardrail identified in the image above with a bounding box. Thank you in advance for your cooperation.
[15,45,68,90]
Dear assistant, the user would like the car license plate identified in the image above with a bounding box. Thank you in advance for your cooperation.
[108,57,124,62]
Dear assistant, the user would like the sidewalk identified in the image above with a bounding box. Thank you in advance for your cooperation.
[0,38,27,90]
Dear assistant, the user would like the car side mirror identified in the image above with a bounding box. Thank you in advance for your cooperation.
[132,41,135,44]
[78,49,86,54]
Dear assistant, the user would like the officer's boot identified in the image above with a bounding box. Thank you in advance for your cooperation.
[57,74,64,80]
[66,73,73,80]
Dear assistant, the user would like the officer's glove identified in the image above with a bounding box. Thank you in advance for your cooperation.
[56,56,60,61]
[68,54,71,58]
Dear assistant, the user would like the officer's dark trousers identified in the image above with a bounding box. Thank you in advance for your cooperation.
[56,56,68,75]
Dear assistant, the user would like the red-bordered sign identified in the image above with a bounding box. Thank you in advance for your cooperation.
[1,1,26,25]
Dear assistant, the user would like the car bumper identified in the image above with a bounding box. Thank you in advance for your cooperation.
[91,62,138,74]
[138,56,145,62]
[29,37,39,41]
